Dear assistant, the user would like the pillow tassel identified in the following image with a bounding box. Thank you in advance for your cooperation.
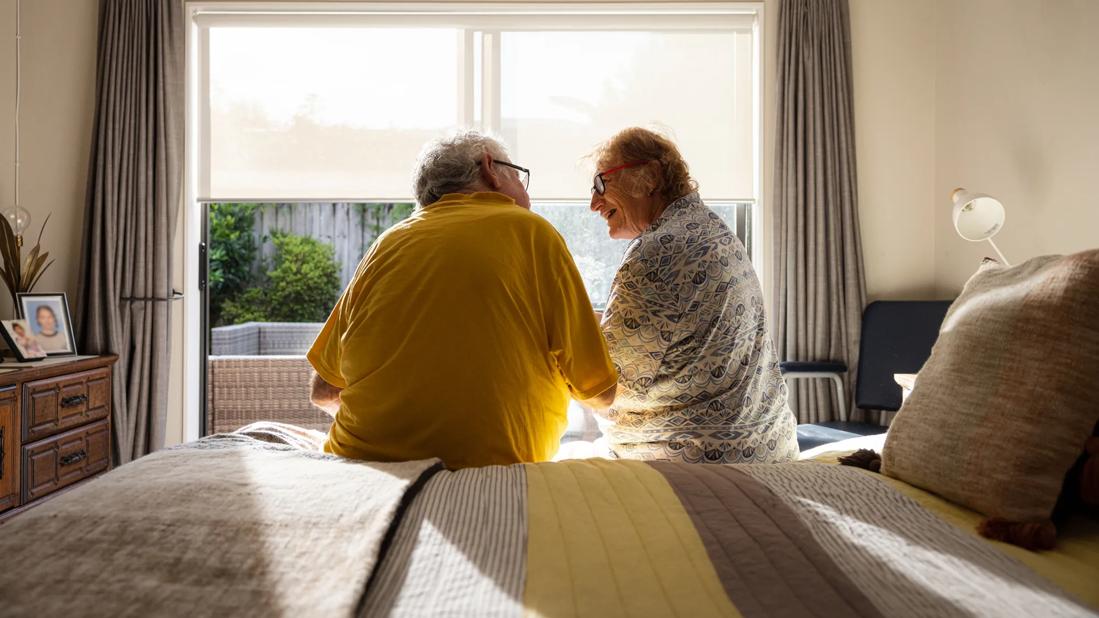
[977,518,1057,551]
[838,449,881,473]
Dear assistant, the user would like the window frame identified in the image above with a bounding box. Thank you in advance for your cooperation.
[183,1,766,441]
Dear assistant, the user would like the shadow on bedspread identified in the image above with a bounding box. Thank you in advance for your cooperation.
[0,435,439,617]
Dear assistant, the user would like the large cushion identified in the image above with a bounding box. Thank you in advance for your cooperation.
[881,250,1099,541]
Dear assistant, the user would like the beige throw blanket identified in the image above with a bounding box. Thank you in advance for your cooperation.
[0,434,440,617]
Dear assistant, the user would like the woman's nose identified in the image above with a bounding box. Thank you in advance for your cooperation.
[589,193,601,211]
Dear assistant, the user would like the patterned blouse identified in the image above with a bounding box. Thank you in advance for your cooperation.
[599,192,799,464]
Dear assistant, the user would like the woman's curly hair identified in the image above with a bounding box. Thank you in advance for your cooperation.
[591,127,698,204]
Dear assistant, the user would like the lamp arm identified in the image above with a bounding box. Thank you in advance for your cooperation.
[986,237,1010,266]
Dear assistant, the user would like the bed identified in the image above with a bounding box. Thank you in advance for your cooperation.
[0,430,1096,617]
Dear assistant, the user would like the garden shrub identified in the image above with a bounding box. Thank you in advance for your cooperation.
[219,287,269,326]
[208,203,259,326]
[219,232,341,324]
[263,233,342,323]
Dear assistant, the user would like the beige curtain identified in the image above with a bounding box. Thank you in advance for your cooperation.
[772,0,868,424]
[76,0,184,464]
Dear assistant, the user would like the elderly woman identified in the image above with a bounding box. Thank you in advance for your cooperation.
[590,128,798,464]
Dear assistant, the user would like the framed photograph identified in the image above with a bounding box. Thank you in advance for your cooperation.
[17,293,77,356]
[0,319,48,362]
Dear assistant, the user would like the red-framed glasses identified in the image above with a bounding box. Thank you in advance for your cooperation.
[592,161,650,196]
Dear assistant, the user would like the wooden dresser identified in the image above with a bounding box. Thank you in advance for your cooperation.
[0,355,117,521]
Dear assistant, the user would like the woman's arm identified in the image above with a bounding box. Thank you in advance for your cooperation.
[309,371,342,417]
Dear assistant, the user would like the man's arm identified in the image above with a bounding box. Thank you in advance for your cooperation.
[310,371,343,418]
[580,382,616,409]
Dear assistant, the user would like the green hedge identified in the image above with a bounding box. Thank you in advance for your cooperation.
[208,203,259,327]
[210,203,416,327]
[220,232,341,325]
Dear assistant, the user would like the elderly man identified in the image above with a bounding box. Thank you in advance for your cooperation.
[307,131,617,468]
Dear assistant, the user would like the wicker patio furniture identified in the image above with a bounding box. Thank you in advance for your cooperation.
[207,323,331,435]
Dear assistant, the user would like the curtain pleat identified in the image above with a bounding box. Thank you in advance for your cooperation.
[772,0,869,424]
[77,0,183,464]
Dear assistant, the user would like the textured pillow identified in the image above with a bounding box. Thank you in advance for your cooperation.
[881,249,1099,549]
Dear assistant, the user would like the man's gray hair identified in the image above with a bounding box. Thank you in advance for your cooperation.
[413,130,510,206]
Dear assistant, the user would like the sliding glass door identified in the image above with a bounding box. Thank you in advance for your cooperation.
[201,202,413,436]
[189,2,764,441]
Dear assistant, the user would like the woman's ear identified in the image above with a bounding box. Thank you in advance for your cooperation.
[645,161,662,196]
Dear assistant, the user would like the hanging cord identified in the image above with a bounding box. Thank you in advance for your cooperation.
[13,0,20,212]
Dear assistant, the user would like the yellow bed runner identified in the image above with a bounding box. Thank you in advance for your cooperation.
[524,459,741,618]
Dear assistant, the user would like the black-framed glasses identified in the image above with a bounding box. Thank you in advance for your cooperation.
[489,159,530,190]
[591,161,649,195]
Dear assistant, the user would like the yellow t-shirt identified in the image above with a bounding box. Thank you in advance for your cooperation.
[307,192,617,468]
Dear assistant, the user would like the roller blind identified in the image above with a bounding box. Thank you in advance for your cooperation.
[197,7,757,202]
[206,26,463,201]
[499,29,754,201]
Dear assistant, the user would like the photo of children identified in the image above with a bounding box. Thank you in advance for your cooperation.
[1,319,47,361]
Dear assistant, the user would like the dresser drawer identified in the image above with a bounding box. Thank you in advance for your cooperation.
[22,419,110,503]
[23,368,111,442]
[0,387,17,512]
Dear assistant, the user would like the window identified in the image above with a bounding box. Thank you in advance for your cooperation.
[189,4,763,439]
[195,3,763,302]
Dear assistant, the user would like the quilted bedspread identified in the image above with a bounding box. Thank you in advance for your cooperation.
[364,458,1099,617]
[0,431,1096,617]
[0,435,440,617]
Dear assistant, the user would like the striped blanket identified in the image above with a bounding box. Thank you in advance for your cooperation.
[365,459,1099,618]
[0,432,1096,617]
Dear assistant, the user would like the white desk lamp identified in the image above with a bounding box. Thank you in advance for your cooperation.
[951,188,1009,265]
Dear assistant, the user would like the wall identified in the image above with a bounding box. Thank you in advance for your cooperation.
[849,0,940,301]
[933,0,1099,295]
[849,0,1099,299]
[0,0,98,317]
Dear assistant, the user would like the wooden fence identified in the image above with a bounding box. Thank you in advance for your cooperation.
[252,203,414,287]
[247,201,753,297]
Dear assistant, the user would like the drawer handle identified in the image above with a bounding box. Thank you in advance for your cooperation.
[61,395,89,408]
[60,450,87,467]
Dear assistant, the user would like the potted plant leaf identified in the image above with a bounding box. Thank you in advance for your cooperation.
[0,213,53,317]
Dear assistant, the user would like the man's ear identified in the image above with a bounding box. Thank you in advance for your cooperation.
[479,152,502,190]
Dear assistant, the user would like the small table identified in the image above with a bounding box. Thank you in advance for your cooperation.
[894,373,917,403]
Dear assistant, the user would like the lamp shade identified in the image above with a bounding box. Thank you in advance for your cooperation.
[951,188,1005,242]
